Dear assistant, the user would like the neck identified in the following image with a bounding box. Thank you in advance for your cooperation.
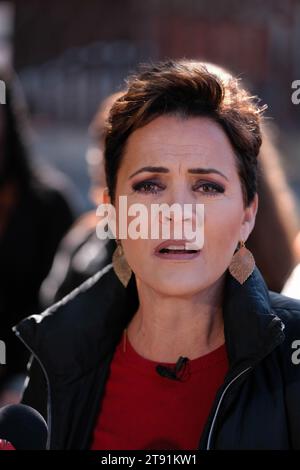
[126,273,226,363]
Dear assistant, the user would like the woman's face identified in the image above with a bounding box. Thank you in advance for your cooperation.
[106,115,258,297]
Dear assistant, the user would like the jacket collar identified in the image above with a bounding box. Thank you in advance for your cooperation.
[14,264,285,377]
[222,265,285,372]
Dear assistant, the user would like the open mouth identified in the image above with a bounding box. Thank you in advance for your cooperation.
[159,247,199,254]
[154,241,201,260]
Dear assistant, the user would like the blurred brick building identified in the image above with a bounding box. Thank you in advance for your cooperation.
[11,0,300,127]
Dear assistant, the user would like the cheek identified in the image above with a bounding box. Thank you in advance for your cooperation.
[204,201,244,254]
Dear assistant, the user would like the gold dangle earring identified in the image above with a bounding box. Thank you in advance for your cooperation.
[228,240,255,285]
[112,239,132,287]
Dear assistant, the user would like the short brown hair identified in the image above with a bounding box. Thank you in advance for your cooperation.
[104,59,267,205]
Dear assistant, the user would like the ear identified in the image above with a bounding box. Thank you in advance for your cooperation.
[241,192,259,241]
[102,187,111,205]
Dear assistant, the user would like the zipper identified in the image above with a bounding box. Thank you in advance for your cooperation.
[206,316,286,450]
[206,366,252,450]
[14,328,52,450]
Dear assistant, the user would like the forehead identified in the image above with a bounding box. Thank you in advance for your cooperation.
[121,115,237,171]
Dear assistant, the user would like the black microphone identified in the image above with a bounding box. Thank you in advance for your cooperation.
[156,356,189,381]
[0,404,48,450]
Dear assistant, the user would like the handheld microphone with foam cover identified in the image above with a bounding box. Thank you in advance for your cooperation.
[0,404,48,450]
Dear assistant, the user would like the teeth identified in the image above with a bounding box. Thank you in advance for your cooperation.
[164,245,185,250]
[186,242,201,251]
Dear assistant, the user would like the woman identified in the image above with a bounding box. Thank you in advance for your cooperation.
[15,60,300,450]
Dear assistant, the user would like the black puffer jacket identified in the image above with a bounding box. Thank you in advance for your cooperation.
[14,264,300,450]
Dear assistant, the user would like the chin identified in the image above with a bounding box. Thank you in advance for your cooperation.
[148,277,207,297]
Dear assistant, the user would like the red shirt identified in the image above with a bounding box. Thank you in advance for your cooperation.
[91,333,228,450]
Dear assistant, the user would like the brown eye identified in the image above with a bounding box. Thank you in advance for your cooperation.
[194,182,224,195]
[132,180,165,194]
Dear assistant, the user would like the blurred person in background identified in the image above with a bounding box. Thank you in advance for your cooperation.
[0,72,76,406]
[39,92,123,307]
[247,123,299,292]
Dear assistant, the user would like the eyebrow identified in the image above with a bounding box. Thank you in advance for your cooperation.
[129,166,229,181]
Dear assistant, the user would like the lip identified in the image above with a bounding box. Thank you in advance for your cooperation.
[154,239,202,261]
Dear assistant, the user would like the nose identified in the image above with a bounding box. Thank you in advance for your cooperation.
[158,183,198,237]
